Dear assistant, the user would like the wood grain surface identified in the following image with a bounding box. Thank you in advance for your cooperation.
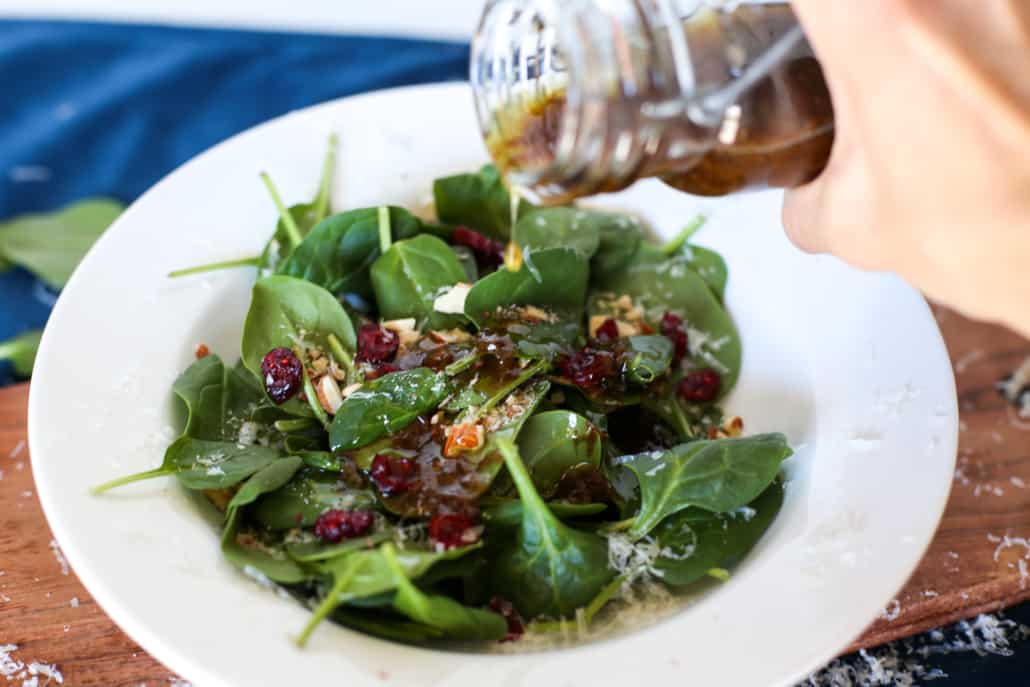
[2,305,1030,685]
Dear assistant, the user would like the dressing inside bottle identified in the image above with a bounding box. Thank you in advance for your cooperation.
[471,1,834,205]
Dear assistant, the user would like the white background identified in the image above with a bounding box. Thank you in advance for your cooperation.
[0,0,485,40]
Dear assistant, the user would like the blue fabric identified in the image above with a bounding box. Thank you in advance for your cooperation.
[0,20,467,383]
[0,18,1025,684]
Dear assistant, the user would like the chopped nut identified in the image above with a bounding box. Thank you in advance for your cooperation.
[430,328,472,344]
[195,344,211,359]
[341,383,362,398]
[722,416,744,438]
[329,359,348,382]
[522,304,557,322]
[589,314,640,338]
[310,357,329,376]
[315,375,344,414]
[382,318,420,349]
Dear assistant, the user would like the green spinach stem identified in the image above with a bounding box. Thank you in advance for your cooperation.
[312,134,338,225]
[377,206,392,254]
[669,398,693,440]
[661,215,707,256]
[91,468,170,495]
[167,256,261,278]
[274,418,318,433]
[583,573,626,623]
[301,371,332,430]
[259,172,304,249]
[478,359,548,415]
[600,517,636,533]
[326,333,356,377]
[707,567,731,582]
[296,562,360,647]
[444,352,481,376]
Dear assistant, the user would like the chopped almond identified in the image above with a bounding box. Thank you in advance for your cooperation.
[329,359,347,382]
[315,375,344,414]
[382,318,420,349]
[433,283,472,315]
[341,382,362,398]
[430,328,472,344]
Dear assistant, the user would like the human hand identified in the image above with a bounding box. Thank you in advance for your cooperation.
[785,0,1030,336]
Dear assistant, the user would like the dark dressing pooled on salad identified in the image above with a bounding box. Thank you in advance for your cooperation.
[93,145,793,649]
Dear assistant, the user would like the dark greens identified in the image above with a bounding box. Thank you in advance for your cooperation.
[95,161,790,649]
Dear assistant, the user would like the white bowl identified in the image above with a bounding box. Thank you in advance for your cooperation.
[30,82,957,687]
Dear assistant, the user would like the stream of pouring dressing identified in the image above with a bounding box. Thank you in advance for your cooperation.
[504,192,524,272]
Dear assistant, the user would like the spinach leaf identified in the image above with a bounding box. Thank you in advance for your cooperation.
[433,165,533,240]
[619,433,792,539]
[0,329,42,377]
[380,543,507,641]
[93,437,282,494]
[678,244,728,303]
[488,438,614,619]
[0,198,123,289]
[483,500,607,528]
[506,318,581,361]
[329,368,451,451]
[241,275,356,415]
[590,214,644,284]
[252,467,376,530]
[591,248,741,394]
[464,248,589,328]
[276,207,422,298]
[171,355,227,441]
[652,480,784,586]
[370,234,467,330]
[332,608,445,643]
[221,456,308,583]
[623,336,673,386]
[451,245,479,282]
[513,207,601,259]
[286,529,393,563]
[507,410,602,498]
[298,543,480,645]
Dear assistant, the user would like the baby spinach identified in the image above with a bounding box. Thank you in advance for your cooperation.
[433,165,533,239]
[298,543,480,645]
[0,329,43,377]
[333,608,445,643]
[286,529,393,563]
[509,410,602,497]
[507,318,581,361]
[590,214,644,284]
[678,244,728,303]
[370,234,467,330]
[380,543,507,640]
[483,500,607,528]
[623,336,674,386]
[464,248,589,328]
[252,466,377,529]
[0,198,124,289]
[652,480,784,587]
[93,437,282,494]
[329,368,452,451]
[276,206,423,299]
[241,275,356,416]
[591,249,742,394]
[513,207,601,259]
[619,433,792,539]
[221,457,308,583]
[451,245,479,282]
[488,439,614,619]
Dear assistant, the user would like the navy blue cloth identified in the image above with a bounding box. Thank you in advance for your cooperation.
[0,20,467,384]
[0,18,1026,684]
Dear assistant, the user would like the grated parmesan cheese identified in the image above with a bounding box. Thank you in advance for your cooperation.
[48,540,69,576]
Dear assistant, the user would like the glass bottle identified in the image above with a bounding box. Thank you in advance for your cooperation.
[470,0,835,205]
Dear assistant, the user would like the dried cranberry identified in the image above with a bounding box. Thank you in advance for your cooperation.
[594,318,620,343]
[195,344,210,359]
[364,363,400,381]
[356,323,399,364]
[452,225,504,268]
[369,454,417,497]
[313,508,375,543]
[660,312,689,363]
[261,347,303,404]
[489,597,525,642]
[559,348,618,390]
[429,513,478,550]
[678,368,721,403]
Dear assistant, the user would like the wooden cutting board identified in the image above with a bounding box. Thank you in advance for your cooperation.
[3,304,1030,684]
